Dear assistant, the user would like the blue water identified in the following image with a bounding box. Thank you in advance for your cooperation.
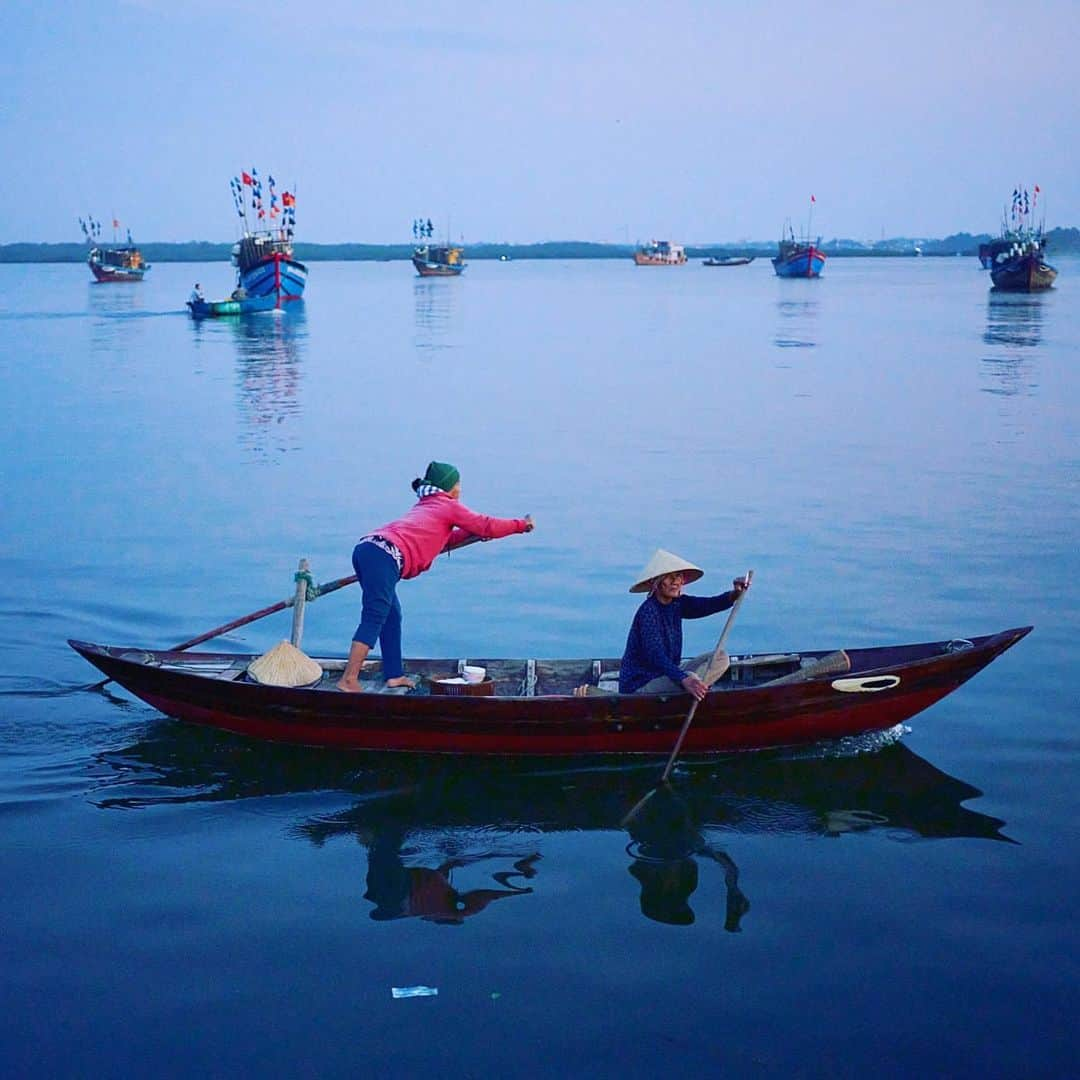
[1,257,1077,1077]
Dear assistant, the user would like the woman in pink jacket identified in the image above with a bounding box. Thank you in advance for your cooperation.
[337,461,533,692]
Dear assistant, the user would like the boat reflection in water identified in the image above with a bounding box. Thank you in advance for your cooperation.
[982,294,1042,399]
[188,305,309,454]
[983,293,1044,349]
[413,277,459,355]
[90,719,1011,928]
[774,296,820,351]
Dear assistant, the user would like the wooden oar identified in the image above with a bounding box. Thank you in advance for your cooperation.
[172,535,492,652]
[622,569,753,827]
[87,533,494,690]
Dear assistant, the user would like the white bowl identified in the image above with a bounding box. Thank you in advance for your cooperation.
[462,665,486,684]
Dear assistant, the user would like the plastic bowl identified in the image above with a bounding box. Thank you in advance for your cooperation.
[462,665,486,684]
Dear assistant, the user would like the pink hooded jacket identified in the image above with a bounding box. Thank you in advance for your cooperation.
[373,493,529,580]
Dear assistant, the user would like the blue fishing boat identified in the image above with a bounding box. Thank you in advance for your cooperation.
[772,223,826,278]
[189,171,307,317]
[186,293,280,318]
[773,198,826,278]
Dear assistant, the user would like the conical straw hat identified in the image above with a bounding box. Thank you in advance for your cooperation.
[247,640,324,687]
[629,549,704,593]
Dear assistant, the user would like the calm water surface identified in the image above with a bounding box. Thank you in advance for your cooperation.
[1,257,1077,1077]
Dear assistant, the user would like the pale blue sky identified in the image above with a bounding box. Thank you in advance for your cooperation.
[3,0,1076,244]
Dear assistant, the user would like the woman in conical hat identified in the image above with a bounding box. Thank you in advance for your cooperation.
[337,461,534,693]
[617,549,750,699]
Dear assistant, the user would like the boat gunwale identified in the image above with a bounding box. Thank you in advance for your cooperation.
[69,626,1031,705]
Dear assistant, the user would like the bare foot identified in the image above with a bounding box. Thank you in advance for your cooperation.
[385,675,416,690]
[336,678,364,693]
[573,685,590,697]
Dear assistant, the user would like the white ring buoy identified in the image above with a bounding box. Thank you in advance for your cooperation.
[831,675,901,693]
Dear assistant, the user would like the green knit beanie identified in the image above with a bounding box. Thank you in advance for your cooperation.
[419,461,460,492]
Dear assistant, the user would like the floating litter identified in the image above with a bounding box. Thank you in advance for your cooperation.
[391,986,438,999]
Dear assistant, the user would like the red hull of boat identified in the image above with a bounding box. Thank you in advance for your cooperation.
[71,628,1030,755]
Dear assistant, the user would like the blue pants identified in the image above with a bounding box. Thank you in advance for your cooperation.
[351,542,405,679]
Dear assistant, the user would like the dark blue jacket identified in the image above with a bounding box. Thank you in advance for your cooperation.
[619,592,736,693]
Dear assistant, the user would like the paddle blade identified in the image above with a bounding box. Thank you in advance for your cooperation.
[761,650,851,687]
[703,648,730,688]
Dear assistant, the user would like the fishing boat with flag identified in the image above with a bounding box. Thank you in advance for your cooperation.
[80,217,150,282]
[984,186,1057,292]
[188,170,307,317]
[411,218,466,277]
[772,197,826,278]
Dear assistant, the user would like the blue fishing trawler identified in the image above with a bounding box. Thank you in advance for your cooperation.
[773,198,826,278]
[188,171,307,317]
[772,223,826,278]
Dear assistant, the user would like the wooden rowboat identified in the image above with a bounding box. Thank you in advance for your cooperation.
[70,626,1030,755]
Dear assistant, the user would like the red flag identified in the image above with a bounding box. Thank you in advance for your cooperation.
[282,191,295,207]
[1034,185,1040,193]
[810,194,816,203]
[112,218,120,228]
[242,172,253,185]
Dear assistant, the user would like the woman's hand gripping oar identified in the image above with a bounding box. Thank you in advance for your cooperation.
[622,570,753,827]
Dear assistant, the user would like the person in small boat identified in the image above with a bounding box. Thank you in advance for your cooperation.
[620,549,749,698]
[577,549,749,698]
[337,461,534,693]
[189,283,204,304]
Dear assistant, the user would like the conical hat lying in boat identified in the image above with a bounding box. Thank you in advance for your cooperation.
[247,641,323,687]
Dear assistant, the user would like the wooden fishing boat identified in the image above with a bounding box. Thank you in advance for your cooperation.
[412,244,466,277]
[196,171,307,315]
[984,188,1056,291]
[990,248,1057,292]
[772,207,826,277]
[69,626,1030,755]
[634,240,687,266]
[79,217,149,281]
[772,229,826,278]
[88,244,149,282]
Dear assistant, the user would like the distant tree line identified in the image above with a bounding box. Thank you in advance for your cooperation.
[2,229,1077,264]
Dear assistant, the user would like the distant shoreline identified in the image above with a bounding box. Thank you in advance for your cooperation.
[2,229,1078,264]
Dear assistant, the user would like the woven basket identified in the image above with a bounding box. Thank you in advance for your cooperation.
[429,675,496,697]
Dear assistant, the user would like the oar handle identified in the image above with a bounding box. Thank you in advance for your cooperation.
[715,569,753,652]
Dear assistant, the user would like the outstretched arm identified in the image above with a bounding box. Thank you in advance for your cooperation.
[443,514,533,552]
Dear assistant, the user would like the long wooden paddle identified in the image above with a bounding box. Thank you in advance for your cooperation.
[622,569,753,827]
[87,533,493,690]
